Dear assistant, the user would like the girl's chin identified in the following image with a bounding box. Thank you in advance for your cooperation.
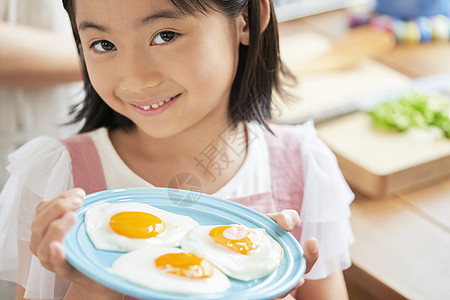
[135,124,187,140]
[132,109,226,140]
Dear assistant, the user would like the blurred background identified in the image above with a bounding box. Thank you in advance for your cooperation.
[1,0,450,299]
[273,0,450,299]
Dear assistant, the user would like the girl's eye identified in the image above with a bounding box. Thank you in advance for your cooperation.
[152,31,179,45]
[91,40,116,52]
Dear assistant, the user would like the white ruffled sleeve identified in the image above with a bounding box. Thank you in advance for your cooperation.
[296,120,355,280]
[0,136,74,299]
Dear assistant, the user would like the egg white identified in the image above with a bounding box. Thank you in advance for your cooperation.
[180,224,284,281]
[110,246,230,294]
[85,202,199,251]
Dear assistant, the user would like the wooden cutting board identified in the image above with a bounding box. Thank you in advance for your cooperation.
[316,111,450,197]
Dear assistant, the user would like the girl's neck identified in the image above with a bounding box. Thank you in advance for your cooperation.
[109,118,248,194]
[136,118,235,160]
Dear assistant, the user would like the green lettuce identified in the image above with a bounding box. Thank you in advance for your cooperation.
[370,92,450,138]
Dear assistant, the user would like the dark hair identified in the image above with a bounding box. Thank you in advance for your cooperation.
[63,0,295,133]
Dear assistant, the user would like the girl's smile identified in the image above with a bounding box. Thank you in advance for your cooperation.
[129,93,181,117]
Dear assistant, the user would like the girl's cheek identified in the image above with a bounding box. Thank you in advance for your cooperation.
[85,57,113,90]
[85,66,113,103]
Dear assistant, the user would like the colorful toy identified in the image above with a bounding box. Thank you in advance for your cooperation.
[350,0,450,44]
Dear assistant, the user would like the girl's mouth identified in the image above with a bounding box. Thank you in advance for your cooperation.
[136,97,173,110]
[131,94,180,116]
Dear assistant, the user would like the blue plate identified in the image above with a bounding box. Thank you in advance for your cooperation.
[64,187,306,300]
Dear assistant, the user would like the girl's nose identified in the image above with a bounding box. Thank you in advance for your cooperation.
[117,55,162,96]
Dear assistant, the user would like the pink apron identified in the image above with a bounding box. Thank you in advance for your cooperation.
[60,123,304,299]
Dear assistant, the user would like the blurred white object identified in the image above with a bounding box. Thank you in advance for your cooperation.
[0,0,83,188]
[273,0,374,22]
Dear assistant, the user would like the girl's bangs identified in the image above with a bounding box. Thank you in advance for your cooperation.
[170,0,216,16]
[170,0,244,18]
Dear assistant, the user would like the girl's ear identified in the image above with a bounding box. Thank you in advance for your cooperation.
[239,0,271,46]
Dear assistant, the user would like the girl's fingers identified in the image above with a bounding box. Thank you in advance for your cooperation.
[35,188,85,217]
[34,211,77,270]
[49,240,94,285]
[266,209,300,231]
[35,189,85,222]
[30,189,84,254]
[49,240,82,280]
[303,237,319,274]
[50,241,121,296]
[34,198,50,216]
[273,239,318,299]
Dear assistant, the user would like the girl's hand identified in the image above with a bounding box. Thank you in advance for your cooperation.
[266,209,300,232]
[266,209,319,273]
[29,188,122,299]
[267,210,320,299]
[273,238,320,300]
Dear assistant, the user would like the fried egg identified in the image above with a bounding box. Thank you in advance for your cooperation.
[110,246,230,294]
[180,224,283,281]
[85,202,198,251]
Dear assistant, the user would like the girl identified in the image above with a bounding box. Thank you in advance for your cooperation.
[0,0,354,299]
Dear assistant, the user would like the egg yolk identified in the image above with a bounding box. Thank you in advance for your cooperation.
[155,253,213,279]
[109,211,166,238]
[209,225,256,255]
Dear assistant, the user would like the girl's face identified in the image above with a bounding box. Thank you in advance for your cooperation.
[75,0,247,138]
